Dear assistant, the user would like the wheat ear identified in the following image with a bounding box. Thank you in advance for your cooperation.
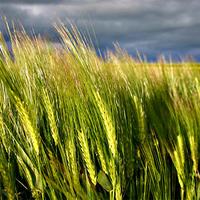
[93,91,117,158]
[15,96,40,155]
[78,130,96,185]
[42,90,59,145]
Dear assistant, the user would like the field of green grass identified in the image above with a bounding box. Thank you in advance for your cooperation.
[0,25,200,200]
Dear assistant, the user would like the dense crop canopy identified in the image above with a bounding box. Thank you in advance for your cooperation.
[0,24,200,200]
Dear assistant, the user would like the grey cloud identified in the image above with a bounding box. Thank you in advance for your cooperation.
[0,0,101,5]
[0,0,200,59]
[0,0,63,4]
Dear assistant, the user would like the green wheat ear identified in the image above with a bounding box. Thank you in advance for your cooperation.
[0,150,15,200]
[42,89,59,145]
[78,130,97,185]
[14,95,40,155]
[65,135,80,188]
[0,113,9,153]
[93,91,118,158]
[189,133,198,173]
[96,139,108,174]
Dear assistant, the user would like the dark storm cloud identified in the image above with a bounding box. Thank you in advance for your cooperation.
[0,0,63,4]
[0,0,99,4]
[0,0,200,59]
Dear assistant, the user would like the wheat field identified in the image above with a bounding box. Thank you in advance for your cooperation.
[0,24,200,200]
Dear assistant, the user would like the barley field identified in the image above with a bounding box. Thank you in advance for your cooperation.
[0,25,200,200]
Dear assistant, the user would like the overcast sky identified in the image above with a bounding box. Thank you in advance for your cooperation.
[0,0,200,60]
